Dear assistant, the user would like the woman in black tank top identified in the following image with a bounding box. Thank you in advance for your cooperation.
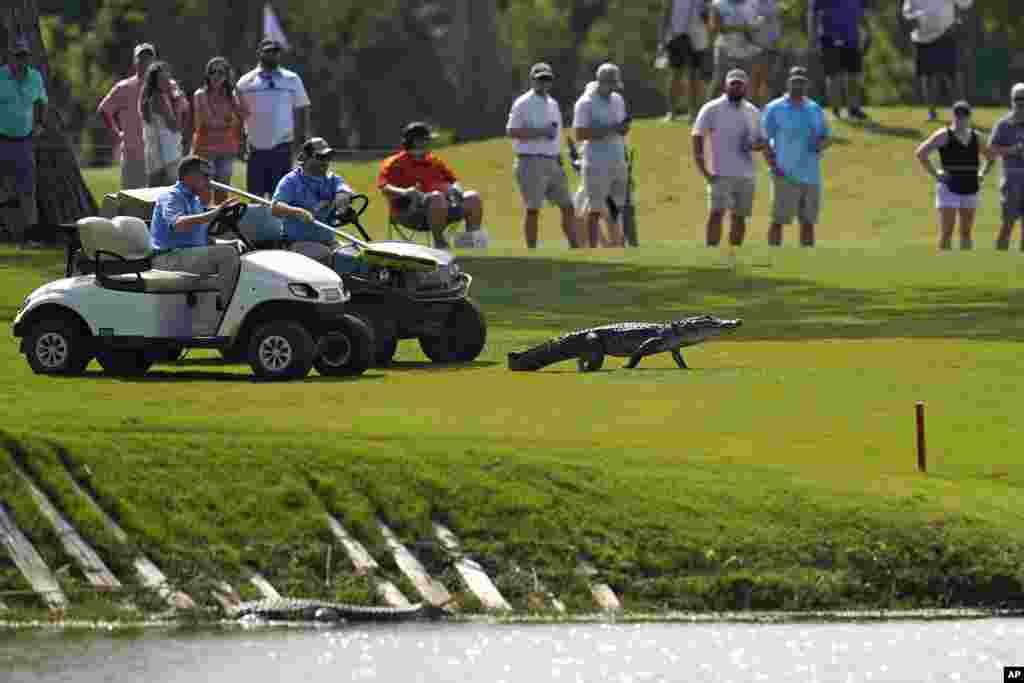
[915,101,992,251]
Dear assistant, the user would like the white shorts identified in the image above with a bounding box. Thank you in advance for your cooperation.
[935,182,978,210]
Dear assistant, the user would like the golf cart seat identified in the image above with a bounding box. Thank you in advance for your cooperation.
[76,216,221,294]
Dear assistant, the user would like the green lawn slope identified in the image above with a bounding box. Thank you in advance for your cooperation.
[1,107,1022,620]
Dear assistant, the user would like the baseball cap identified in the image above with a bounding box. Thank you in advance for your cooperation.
[952,100,972,116]
[133,43,156,60]
[788,66,809,82]
[596,62,623,89]
[726,69,748,85]
[402,121,434,142]
[301,137,337,159]
[259,38,282,51]
[177,155,212,179]
[530,62,554,79]
[12,37,32,56]
[1012,83,1024,100]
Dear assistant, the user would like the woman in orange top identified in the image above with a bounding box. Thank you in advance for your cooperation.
[192,57,250,203]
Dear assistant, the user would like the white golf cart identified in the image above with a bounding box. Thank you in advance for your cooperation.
[13,205,374,380]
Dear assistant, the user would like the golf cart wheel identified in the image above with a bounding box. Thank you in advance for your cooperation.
[248,320,315,380]
[314,314,374,377]
[24,318,92,376]
[96,349,153,377]
[418,298,487,363]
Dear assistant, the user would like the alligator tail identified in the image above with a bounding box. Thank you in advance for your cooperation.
[508,339,584,371]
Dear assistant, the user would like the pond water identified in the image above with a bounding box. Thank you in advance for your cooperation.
[2,619,1021,682]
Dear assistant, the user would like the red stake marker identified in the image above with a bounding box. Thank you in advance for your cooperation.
[915,402,927,473]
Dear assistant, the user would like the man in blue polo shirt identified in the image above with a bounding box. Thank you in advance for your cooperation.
[762,67,832,247]
[270,137,356,266]
[0,37,48,247]
[150,156,242,314]
[809,0,870,120]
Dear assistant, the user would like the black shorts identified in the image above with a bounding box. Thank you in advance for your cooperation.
[666,34,709,76]
[820,37,862,76]
[915,31,958,78]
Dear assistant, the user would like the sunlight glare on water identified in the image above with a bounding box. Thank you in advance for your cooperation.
[1,619,1021,682]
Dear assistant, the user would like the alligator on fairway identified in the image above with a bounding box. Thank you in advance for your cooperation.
[507,315,742,372]
[227,598,451,623]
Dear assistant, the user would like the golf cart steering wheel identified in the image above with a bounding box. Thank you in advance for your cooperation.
[208,201,254,251]
[334,194,371,241]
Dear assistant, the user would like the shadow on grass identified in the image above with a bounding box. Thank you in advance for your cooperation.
[78,369,388,383]
[842,119,923,140]
[462,256,1024,342]
[386,360,499,371]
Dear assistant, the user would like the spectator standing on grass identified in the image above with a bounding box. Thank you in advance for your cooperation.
[692,69,766,249]
[749,0,783,108]
[808,0,870,120]
[982,84,1024,251]
[138,61,185,187]
[915,101,989,251]
[902,0,972,122]
[762,67,832,248]
[506,62,579,249]
[97,43,156,190]
[236,38,310,199]
[192,56,250,204]
[657,0,711,121]
[706,0,763,101]
[0,37,47,248]
[573,63,630,248]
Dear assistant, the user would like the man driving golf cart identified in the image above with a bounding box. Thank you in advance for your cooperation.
[378,122,488,249]
[269,136,356,267]
[150,155,242,313]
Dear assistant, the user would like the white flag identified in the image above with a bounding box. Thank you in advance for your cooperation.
[263,3,290,50]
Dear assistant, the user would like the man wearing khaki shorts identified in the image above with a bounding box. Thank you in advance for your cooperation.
[692,69,766,247]
[507,62,578,248]
[761,67,832,246]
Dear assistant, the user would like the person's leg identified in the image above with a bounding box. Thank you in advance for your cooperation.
[548,161,579,248]
[559,206,578,248]
[585,211,602,248]
[706,176,729,246]
[515,156,543,247]
[729,177,755,246]
[799,183,821,247]
[246,149,264,198]
[210,155,234,204]
[461,192,482,229]
[938,207,956,250]
[426,193,451,249]
[728,214,747,246]
[769,176,797,246]
[958,207,975,250]
[523,209,540,249]
[997,182,1018,250]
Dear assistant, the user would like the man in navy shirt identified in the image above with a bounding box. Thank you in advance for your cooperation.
[271,137,356,266]
[150,156,242,310]
[808,0,870,120]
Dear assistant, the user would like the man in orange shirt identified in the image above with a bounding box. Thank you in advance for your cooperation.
[377,122,487,249]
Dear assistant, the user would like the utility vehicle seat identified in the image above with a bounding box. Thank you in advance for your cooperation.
[76,216,222,294]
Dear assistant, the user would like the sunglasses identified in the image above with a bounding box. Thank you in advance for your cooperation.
[262,47,281,54]
[534,75,553,82]
[1014,97,1024,103]
[208,68,228,76]
[12,52,29,58]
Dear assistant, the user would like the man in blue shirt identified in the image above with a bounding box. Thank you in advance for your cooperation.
[808,0,870,120]
[270,137,355,266]
[150,156,242,311]
[0,37,48,247]
[762,67,833,247]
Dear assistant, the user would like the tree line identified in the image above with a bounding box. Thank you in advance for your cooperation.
[7,0,1024,166]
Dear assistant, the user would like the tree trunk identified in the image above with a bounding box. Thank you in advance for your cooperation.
[2,0,97,237]
[449,0,509,141]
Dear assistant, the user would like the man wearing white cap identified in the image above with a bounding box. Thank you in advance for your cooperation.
[573,63,631,248]
[97,43,156,189]
[507,62,579,248]
[692,68,766,248]
[902,0,973,122]
[983,84,1024,250]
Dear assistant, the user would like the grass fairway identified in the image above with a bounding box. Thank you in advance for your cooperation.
[2,107,1024,618]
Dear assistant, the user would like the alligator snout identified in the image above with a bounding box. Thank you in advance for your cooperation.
[722,318,742,329]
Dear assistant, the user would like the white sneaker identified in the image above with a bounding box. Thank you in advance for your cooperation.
[472,228,489,248]
[453,231,476,248]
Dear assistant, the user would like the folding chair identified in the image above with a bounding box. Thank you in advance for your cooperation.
[385,194,463,247]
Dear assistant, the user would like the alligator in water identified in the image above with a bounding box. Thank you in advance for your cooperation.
[227,598,452,623]
[507,315,742,372]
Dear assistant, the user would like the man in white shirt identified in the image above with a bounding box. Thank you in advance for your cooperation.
[506,63,578,249]
[573,63,631,248]
[692,69,766,247]
[902,0,973,122]
[236,38,311,198]
[657,0,711,121]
